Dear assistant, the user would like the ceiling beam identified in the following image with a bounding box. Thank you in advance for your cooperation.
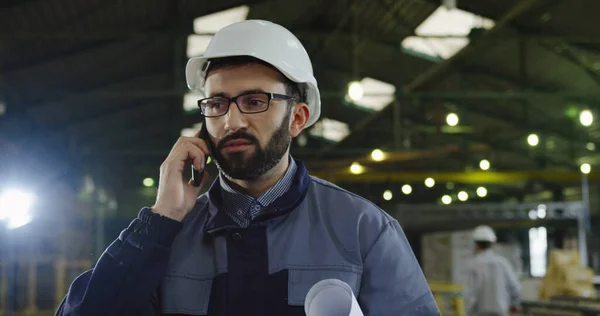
[324,0,551,155]
[313,169,592,185]
[4,29,600,42]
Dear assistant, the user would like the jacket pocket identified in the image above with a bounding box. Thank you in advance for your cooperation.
[161,275,213,315]
[287,267,362,306]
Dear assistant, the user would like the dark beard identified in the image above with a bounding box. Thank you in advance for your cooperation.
[208,113,292,181]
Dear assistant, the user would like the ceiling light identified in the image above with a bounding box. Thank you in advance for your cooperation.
[586,142,595,151]
[580,110,593,126]
[580,163,591,174]
[371,149,385,161]
[446,113,459,126]
[441,195,452,205]
[309,118,351,143]
[349,162,365,174]
[401,184,412,195]
[383,190,393,201]
[348,81,364,102]
[476,187,487,197]
[527,134,539,147]
[458,191,468,201]
[143,178,155,187]
[479,159,490,171]
[424,178,435,188]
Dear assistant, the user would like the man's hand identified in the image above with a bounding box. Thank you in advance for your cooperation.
[152,130,210,222]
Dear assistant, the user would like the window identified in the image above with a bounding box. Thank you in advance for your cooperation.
[529,226,548,277]
[186,5,249,57]
[401,6,495,60]
[309,118,350,142]
[346,77,395,112]
[185,6,250,115]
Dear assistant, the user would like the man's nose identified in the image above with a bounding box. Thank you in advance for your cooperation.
[224,102,248,132]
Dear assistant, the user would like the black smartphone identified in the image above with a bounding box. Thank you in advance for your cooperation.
[191,122,210,187]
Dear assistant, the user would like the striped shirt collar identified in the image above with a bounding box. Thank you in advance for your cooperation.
[218,156,297,227]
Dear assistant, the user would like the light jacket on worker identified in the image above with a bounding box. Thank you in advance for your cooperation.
[464,248,521,316]
[55,159,440,315]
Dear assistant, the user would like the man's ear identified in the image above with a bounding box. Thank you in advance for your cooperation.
[289,103,310,137]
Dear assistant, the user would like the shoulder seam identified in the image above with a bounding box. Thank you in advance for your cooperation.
[363,220,394,260]
[309,176,395,221]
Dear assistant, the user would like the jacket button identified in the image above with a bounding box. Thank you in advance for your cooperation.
[232,232,242,241]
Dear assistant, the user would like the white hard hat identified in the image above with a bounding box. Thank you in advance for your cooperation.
[185,20,321,128]
[472,225,497,243]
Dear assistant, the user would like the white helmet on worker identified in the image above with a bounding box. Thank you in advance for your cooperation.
[472,225,497,243]
[185,20,321,128]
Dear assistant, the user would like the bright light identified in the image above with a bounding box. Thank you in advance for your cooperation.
[424,177,435,188]
[400,6,495,60]
[580,110,593,126]
[528,210,538,220]
[479,159,490,171]
[537,204,547,219]
[309,118,350,143]
[371,149,385,161]
[207,156,212,164]
[348,81,364,102]
[458,191,468,201]
[580,163,591,174]
[401,184,412,195]
[143,178,155,187]
[587,142,595,151]
[383,190,393,201]
[187,5,249,57]
[529,227,547,277]
[0,189,35,229]
[346,78,396,111]
[441,195,452,205]
[476,187,487,197]
[527,134,539,146]
[538,208,546,219]
[446,113,459,126]
[350,162,365,174]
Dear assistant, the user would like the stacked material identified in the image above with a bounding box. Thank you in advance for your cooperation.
[539,250,596,300]
[422,230,474,286]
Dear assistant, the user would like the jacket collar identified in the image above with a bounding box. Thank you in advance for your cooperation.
[203,158,310,234]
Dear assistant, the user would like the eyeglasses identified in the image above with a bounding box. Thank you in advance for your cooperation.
[198,92,296,118]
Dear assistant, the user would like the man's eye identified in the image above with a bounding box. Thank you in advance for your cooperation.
[249,99,266,106]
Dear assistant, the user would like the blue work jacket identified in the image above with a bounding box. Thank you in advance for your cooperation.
[56,159,439,315]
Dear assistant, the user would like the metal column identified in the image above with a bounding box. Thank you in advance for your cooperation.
[579,174,590,267]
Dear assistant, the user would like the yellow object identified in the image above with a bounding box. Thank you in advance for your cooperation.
[539,250,596,300]
[310,169,600,184]
[429,283,465,316]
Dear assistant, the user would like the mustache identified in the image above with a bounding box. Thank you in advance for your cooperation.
[217,131,259,150]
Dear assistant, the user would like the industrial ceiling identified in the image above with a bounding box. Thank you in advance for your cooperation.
[2,0,599,212]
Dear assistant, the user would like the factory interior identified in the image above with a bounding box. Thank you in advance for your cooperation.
[1,0,600,315]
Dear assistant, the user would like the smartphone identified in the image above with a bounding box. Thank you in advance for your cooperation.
[191,122,210,187]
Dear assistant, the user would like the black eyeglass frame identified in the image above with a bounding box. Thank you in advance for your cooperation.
[197,92,297,118]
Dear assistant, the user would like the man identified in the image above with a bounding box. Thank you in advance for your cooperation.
[465,225,521,316]
[55,20,439,315]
